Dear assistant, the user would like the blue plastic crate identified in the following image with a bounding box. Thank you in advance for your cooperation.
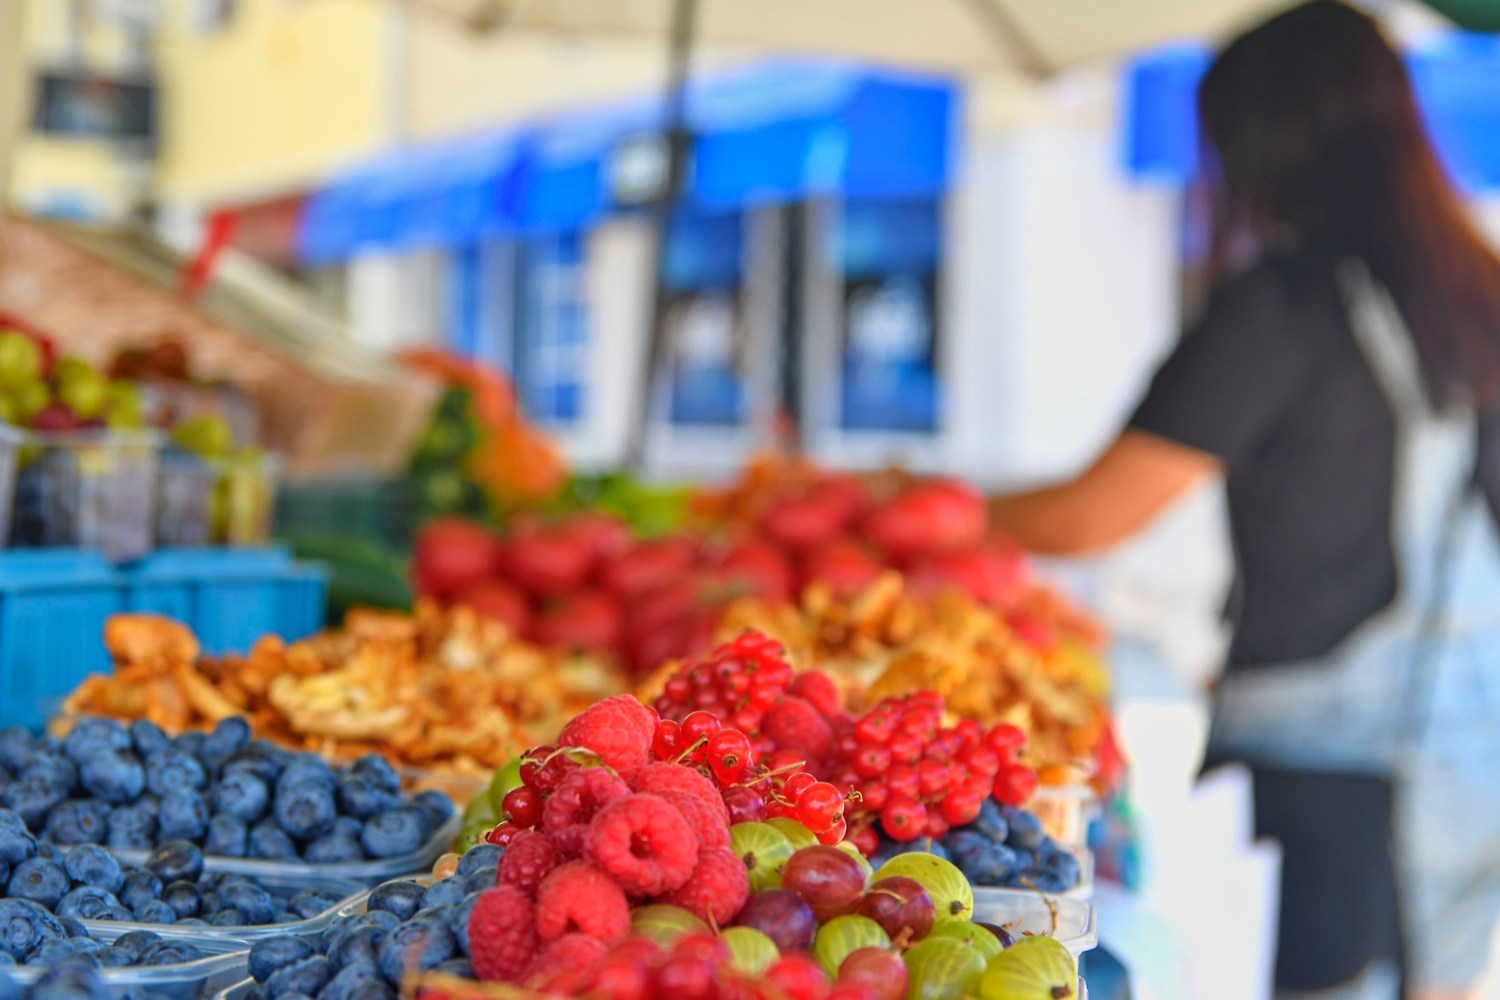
[126,546,329,655]
[0,551,124,731]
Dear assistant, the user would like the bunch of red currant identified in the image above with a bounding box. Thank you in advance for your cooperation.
[653,631,795,755]
[832,693,1039,850]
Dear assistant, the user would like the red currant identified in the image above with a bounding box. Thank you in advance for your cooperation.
[954,718,985,747]
[653,720,684,760]
[783,771,818,801]
[854,713,896,745]
[795,782,844,832]
[850,824,881,857]
[767,750,806,775]
[886,765,919,801]
[923,813,950,841]
[681,708,722,742]
[853,744,892,779]
[857,780,889,813]
[962,745,1002,778]
[816,817,848,846]
[707,729,753,785]
[985,724,1028,761]
[501,785,542,828]
[916,760,949,799]
[486,821,521,847]
[888,734,923,766]
[880,796,929,843]
[939,790,984,827]
[992,762,1040,807]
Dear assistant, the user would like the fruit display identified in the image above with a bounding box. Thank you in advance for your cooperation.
[0,331,139,434]
[711,573,1119,793]
[275,687,1082,1000]
[0,716,455,866]
[60,609,628,790]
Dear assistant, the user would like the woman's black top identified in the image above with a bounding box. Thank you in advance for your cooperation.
[1129,248,1500,670]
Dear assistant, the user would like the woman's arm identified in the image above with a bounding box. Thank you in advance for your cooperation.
[988,429,1220,556]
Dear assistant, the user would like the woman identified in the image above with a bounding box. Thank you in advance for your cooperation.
[989,4,1500,998]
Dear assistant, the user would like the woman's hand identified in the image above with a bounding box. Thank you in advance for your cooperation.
[987,429,1220,555]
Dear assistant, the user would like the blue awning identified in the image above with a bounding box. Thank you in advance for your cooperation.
[513,57,959,232]
[1122,33,1500,191]
[297,129,526,264]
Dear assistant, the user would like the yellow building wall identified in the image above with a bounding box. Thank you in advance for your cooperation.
[155,0,389,204]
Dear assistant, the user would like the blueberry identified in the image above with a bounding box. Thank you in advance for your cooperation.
[945,828,994,859]
[3,774,67,829]
[62,719,129,765]
[218,880,275,924]
[41,799,108,846]
[94,946,133,968]
[212,772,269,822]
[1003,807,1046,850]
[221,749,281,786]
[144,750,206,798]
[161,880,200,919]
[367,880,424,922]
[55,887,119,920]
[0,950,12,967]
[462,867,497,895]
[965,843,1020,887]
[411,791,452,833]
[455,843,503,877]
[7,858,68,908]
[0,859,8,887]
[59,918,88,939]
[333,816,363,839]
[137,939,202,965]
[304,834,362,864]
[348,986,395,1000]
[63,844,123,894]
[1037,849,1081,890]
[130,899,178,925]
[172,732,205,758]
[277,758,336,794]
[205,813,247,857]
[436,957,473,978]
[157,789,208,842]
[377,917,454,983]
[31,937,82,964]
[363,909,400,932]
[26,961,109,999]
[248,819,297,861]
[104,827,152,852]
[117,869,162,911]
[201,717,251,769]
[105,806,157,852]
[0,808,23,832]
[250,935,314,983]
[175,917,209,927]
[145,840,204,884]
[0,730,35,774]
[449,892,481,956]
[127,720,170,758]
[111,929,161,960]
[420,877,464,911]
[78,751,144,806]
[350,755,401,796]
[335,777,397,820]
[359,808,427,859]
[133,794,160,819]
[274,784,336,843]
[263,954,333,998]
[329,924,386,969]
[21,750,78,792]
[288,888,339,920]
[1009,848,1037,878]
[0,824,37,866]
[321,961,385,1000]
[95,906,133,922]
[209,908,247,926]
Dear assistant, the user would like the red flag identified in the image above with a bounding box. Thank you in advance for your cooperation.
[179,211,237,301]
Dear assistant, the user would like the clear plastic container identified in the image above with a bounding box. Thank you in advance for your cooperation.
[1031,783,1101,849]
[0,423,25,543]
[0,924,249,1000]
[968,845,1094,901]
[11,430,162,562]
[138,382,260,450]
[108,814,460,888]
[969,888,1099,961]
[82,872,368,945]
[210,452,279,545]
[157,448,217,547]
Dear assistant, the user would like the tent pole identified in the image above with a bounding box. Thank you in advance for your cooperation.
[625,0,699,473]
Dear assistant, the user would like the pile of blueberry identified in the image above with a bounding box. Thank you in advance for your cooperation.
[871,800,1084,894]
[239,843,502,1000]
[2,828,348,931]
[0,718,454,864]
[0,895,206,973]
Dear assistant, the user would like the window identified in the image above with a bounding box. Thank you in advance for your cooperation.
[516,233,587,426]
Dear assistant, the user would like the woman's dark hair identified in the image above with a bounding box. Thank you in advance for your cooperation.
[1199,0,1500,404]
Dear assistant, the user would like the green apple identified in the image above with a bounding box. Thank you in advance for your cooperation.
[13,381,50,421]
[58,369,108,419]
[52,355,95,386]
[0,333,41,389]
[171,414,233,457]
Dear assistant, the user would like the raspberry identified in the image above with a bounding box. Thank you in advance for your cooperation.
[585,794,699,896]
[763,697,835,770]
[543,767,633,857]
[659,790,730,849]
[467,884,539,983]
[559,695,658,771]
[535,861,631,943]
[497,829,562,898]
[522,932,609,994]
[660,847,750,926]
[789,672,842,717]
[630,763,729,823]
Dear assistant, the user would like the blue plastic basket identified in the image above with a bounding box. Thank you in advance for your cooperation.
[0,547,328,730]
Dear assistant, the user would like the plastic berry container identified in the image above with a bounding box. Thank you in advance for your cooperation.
[108,813,462,889]
[0,924,251,1000]
[0,422,25,543]
[1030,782,1100,849]
[210,451,279,546]
[81,871,368,946]
[10,430,163,562]
[156,448,217,547]
[969,888,1099,963]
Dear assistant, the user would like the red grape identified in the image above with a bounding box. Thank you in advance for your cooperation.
[737,889,818,953]
[781,846,869,922]
[857,876,935,944]
[837,947,908,1000]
